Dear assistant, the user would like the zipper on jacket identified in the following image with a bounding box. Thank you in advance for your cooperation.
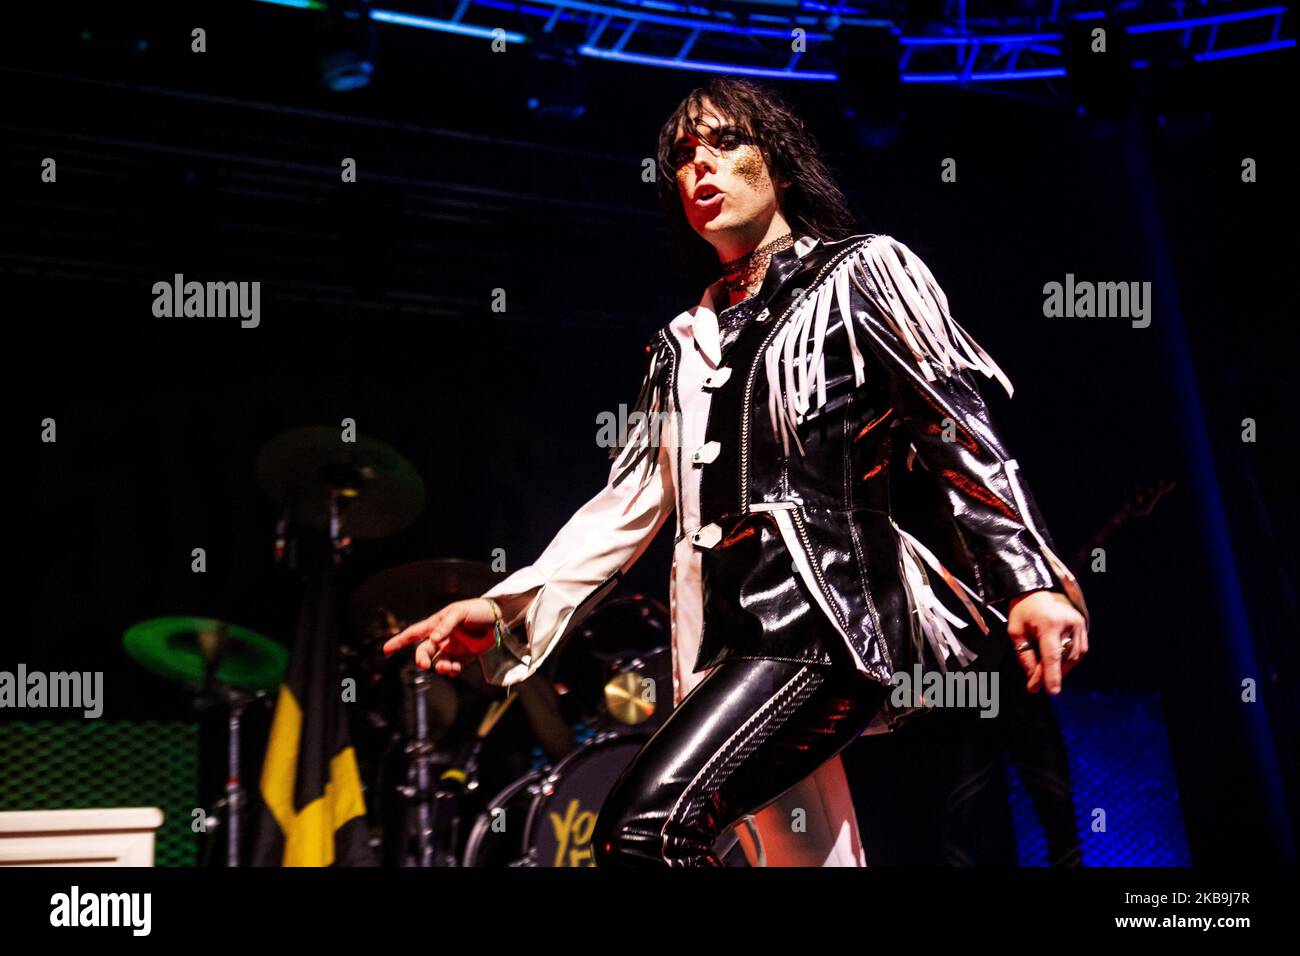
[789,506,896,677]
[694,248,825,522]
[657,327,687,539]
[740,238,873,511]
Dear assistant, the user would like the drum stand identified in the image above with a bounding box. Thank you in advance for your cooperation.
[398,667,474,866]
[195,666,266,867]
[218,687,262,867]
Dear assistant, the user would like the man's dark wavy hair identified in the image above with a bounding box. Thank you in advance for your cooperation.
[655,76,858,283]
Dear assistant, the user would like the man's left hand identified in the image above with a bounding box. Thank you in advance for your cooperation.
[1006,589,1089,695]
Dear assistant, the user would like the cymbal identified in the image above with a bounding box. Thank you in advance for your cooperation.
[123,616,288,693]
[349,558,504,639]
[552,595,672,722]
[603,671,656,725]
[255,426,425,539]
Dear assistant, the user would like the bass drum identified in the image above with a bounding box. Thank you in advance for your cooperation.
[462,730,755,866]
[464,731,645,867]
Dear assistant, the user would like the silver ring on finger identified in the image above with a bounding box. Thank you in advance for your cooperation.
[1014,641,1033,654]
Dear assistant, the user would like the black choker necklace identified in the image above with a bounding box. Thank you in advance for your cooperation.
[720,232,795,296]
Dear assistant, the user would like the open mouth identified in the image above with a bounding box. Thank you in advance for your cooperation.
[694,187,724,207]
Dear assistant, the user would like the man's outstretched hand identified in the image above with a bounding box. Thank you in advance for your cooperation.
[382,598,501,677]
[1006,589,1089,695]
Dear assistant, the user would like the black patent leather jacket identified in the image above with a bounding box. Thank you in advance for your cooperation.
[617,232,1091,696]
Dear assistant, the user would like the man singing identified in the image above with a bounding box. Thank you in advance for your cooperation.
[385,76,1090,867]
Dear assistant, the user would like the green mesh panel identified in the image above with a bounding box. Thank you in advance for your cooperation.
[0,721,199,867]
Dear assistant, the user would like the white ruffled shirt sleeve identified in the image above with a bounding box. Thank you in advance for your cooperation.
[476,434,676,687]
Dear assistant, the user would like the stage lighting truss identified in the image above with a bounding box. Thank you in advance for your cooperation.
[255,0,1294,88]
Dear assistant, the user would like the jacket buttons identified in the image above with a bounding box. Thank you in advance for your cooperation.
[691,441,721,465]
[702,367,732,389]
[691,523,722,549]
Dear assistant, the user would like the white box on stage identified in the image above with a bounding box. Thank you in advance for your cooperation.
[0,808,164,866]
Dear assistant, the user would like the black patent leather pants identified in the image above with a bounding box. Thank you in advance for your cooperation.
[592,654,892,867]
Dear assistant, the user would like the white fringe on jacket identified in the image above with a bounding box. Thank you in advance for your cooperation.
[890,517,988,671]
[764,234,1015,458]
[762,234,1032,667]
[610,336,673,499]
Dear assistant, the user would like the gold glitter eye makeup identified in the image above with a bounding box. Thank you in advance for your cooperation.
[729,147,767,190]
[717,127,748,147]
[672,123,750,166]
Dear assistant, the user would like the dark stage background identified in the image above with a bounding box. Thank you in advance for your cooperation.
[2,2,1296,865]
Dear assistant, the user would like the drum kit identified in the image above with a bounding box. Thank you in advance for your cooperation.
[122,425,753,865]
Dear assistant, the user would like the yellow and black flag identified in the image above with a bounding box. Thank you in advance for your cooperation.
[253,570,375,866]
